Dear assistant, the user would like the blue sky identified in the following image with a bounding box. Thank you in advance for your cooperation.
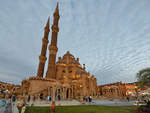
[0,0,150,85]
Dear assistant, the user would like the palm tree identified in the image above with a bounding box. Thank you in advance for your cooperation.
[136,68,150,88]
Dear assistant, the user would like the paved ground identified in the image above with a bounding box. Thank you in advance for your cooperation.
[24,99,82,106]
[0,99,137,113]
[0,100,18,113]
[92,99,136,106]
[24,99,136,106]
[0,102,12,113]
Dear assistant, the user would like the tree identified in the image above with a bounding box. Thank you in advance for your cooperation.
[136,68,150,88]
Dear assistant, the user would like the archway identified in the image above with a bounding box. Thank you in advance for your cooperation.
[66,88,69,99]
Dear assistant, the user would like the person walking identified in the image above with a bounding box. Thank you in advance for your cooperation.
[49,96,52,101]
[33,95,36,102]
[126,96,130,102]
[89,96,92,103]
[58,94,61,101]
[27,95,30,103]
[51,101,56,113]
[85,96,88,102]
[12,95,16,103]
[40,93,43,101]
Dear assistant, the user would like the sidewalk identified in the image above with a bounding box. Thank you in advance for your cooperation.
[11,102,19,113]
[21,100,81,107]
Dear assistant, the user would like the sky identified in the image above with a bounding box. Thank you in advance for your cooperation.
[0,0,150,85]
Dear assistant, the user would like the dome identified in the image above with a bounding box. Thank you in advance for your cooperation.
[56,51,81,65]
[63,51,74,58]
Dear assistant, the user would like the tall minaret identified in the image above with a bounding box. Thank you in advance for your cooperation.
[37,17,50,77]
[46,3,60,79]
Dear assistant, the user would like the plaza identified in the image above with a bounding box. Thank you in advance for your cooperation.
[1,0,150,113]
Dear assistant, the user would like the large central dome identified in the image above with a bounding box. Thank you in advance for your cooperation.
[57,51,80,65]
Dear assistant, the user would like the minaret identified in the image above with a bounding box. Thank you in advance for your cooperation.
[37,17,50,77]
[46,3,60,79]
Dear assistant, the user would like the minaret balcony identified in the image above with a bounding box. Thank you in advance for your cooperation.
[52,25,59,32]
[39,56,47,62]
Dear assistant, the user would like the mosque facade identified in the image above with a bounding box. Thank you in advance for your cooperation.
[21,4,97,101]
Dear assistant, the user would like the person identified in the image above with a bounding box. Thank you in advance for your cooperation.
[21,104,26,113]
[58,94,61,101]
[85,96,88,102]
[8,94,12,103]
[126,96,130,102]
[40,93,43,100]
[88,96,92,103]
[33,95,36,102]
[47,96,49,101]
[135,96,137,100]
[49,96,52,101]
[147,99,150,108]
[90,96,92,102]
[12,95,16,103]
[0,99,6,107]
[27,95,30,102]
[51,101,56,112]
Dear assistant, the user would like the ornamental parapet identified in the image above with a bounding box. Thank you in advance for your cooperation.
[52,25,59,32]
[29,76,57,82]
[49,45,58,52]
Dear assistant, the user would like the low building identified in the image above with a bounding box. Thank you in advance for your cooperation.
[98,82,137,99]
[0,81,21,95]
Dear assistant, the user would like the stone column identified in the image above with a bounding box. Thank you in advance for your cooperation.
[64,88,66,100]
[48,87,50,96]
[68,88,70,99]
[72,87,73,99]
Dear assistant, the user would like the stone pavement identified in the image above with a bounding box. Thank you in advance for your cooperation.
[0,103,12,113]
[22,99,136,107]
[92,99,136,106]
[0,100,19,113]
[11,103,19,113]
[0,99,137,113]
[4,103,12,113]
[0,106,5,113]
[25,99,82,106]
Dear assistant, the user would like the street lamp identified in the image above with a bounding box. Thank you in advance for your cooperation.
[80,85,83,103]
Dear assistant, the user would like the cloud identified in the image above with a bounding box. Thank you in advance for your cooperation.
[0,0,150,85]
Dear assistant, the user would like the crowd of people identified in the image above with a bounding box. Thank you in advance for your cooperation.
[83,96,93,103]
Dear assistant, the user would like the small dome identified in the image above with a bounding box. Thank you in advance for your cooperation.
[56,51,81,66]
[63,51,74,58]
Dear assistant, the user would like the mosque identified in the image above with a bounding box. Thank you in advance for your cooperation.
[21,3,98,101]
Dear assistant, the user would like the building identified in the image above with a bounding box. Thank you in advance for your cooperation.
[0,81,21,96]
[125,82,137,96]
[98,81,137,99]
[21,3,97,101]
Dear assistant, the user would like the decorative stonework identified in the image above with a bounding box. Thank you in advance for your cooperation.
[21,3,98,101]
[37,17,50,78]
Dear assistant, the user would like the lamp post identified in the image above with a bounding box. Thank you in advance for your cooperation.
[80,85,83,103]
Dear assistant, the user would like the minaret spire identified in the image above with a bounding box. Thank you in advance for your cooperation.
[45,16,50,30]
[37,17,50,77]
[55,2,59,13]
[46,3,60,79]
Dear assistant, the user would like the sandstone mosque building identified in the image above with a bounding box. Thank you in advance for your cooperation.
[21,4,97,100]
